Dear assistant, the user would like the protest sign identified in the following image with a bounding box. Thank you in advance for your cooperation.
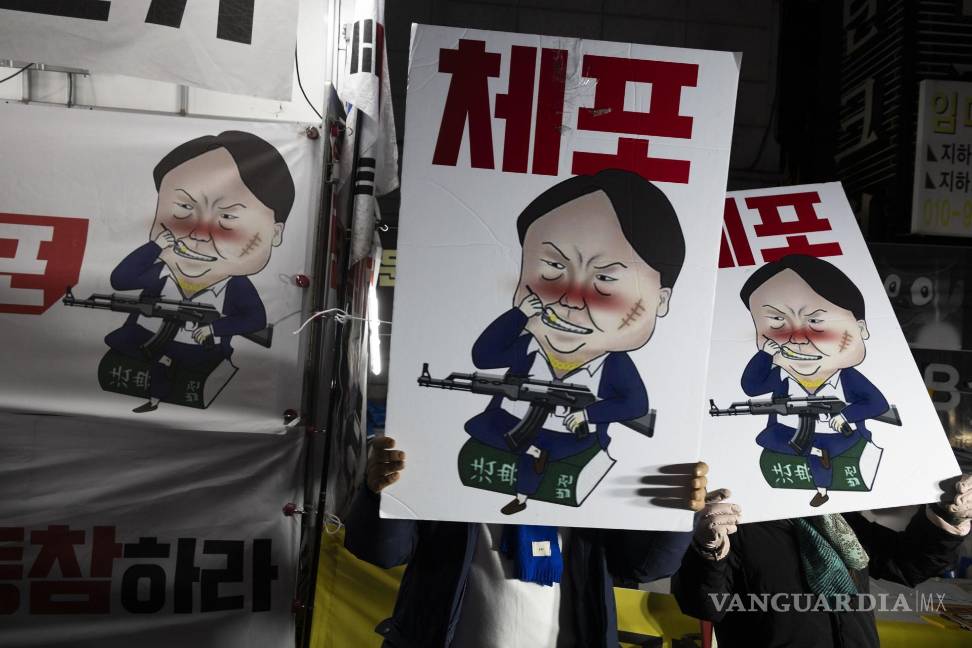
[0,1,299,100]
[0,411,302,648]
[381,24,740,530]
[705,183,960,521]
[0,102,321,432]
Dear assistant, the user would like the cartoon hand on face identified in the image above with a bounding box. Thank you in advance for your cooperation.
[762,336,784,366]
[155,227,176,250]
[518,287,544,319]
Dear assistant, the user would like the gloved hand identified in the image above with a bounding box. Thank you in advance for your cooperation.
[693,488,741,560]
[931,474,972,533]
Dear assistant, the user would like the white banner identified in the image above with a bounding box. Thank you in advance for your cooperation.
[0,1,299,100]
[382,25,740,531]
[0,102,321,433]
[911,79,972,237]
[705,183,960,522]
[0,411,303,648]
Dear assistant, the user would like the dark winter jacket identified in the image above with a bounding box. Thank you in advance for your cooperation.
[345,485,692,648]
[671,508,965,648]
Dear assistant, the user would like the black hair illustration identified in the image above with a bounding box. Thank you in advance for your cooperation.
[153,131,296,224]
[515,169,686,288]
[739,254,865,320]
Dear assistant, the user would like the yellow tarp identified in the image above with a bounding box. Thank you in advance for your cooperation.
[310,530,970,648]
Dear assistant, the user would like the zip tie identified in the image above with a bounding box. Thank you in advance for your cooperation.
[324,513,344,535]
[293,308,392,335]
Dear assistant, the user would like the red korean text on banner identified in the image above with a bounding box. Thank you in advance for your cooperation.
[0,213,89,315]
[719,193,844,268]
[432,40,697,183]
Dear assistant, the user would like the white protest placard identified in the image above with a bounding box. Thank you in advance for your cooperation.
[0,102,321,433]
[0,411,302,648]
[0,1,299,100]
[381,24,740,531]
[705,183,960,522]
[911,80,972,237]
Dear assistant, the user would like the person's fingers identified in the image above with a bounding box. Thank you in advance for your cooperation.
[377,471,400,490]
[689,498,705,512]
[379,460,405,473]
[373,436,396,450]
[706,516,741,532]
[702,502,740,517]
[693,476,707,490]
[957,474,972,493]
[694,462,709,477]
[380,449,405,464]
[705,487,731,504]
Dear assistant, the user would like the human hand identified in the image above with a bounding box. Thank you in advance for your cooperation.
[366,436,406,494]
[693,488,741,560]
[192,325,214,345]
[934,474,972,530]
[518,287,544,318]
[638,461,708,511]
[155,227,176,249]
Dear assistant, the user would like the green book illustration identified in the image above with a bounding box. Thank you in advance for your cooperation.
[759,438,883,492]
[457,438,616,507]
[97,349,237,409]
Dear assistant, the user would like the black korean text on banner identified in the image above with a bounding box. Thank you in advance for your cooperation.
[432,39,698,182]
[0,525,278,615]
[718,192,844,269]
[0,213,88,315]
[0,0,256,43]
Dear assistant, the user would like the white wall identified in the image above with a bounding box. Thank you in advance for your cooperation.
[0,0,334,123]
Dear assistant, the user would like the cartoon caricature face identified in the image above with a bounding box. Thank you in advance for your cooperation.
[514,190,671,373]
[748,268,868,386]
[150,148,283,294]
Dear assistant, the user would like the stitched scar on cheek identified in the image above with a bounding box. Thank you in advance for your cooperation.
[618,299,645,330]
[240,232,263,257]
[839,330,852,352]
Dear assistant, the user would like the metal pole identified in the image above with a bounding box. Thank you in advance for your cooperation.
[296,106,360,648]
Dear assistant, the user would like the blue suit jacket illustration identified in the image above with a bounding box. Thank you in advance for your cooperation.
[740,350,889,440]
[465,308,649,450]
[108,241,267,357]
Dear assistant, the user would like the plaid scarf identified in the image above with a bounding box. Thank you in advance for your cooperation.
[792,514,869,597]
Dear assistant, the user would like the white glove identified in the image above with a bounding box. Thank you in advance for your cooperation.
[693,488,741,560]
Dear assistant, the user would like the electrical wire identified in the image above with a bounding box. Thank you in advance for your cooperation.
[0,62,34,85]
[295,49,323,121]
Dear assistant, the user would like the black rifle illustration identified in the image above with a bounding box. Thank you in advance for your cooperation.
[63,287,273,358]
[418,363,656,453]
[709,395,902,454]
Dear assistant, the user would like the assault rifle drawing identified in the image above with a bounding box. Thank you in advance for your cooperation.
[63,287,273,358]
[418,363,656,453]
[708,395,902,454]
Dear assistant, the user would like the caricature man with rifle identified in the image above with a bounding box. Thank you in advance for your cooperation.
[712,254,898,507]
[421,170,685,515]
[66,131,294,413]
